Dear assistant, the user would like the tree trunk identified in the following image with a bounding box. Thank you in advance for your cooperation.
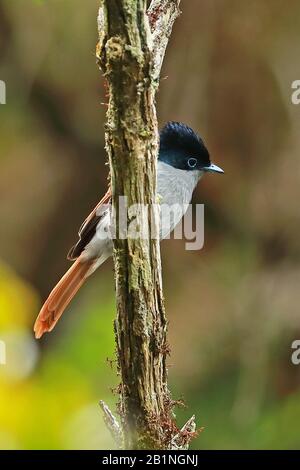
[97,0,195,450]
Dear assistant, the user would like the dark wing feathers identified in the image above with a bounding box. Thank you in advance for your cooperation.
[67,213,101,260]
[67,189,111,261]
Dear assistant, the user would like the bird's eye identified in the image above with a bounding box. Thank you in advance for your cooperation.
[187,157,198,169]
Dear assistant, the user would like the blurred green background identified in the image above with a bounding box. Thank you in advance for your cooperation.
[1,0,300,450]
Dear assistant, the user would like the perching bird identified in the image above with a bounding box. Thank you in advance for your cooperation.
[34,122,223,338]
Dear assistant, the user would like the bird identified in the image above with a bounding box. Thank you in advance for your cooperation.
[34,122,223,339]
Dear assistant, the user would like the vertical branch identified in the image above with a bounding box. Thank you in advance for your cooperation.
[97,0,189,450]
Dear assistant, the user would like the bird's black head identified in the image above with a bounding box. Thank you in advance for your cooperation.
[159,121,223,174]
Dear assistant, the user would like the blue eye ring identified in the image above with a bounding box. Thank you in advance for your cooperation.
[187,157,198,168]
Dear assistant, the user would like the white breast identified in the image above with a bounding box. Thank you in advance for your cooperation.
[157,161,202,239]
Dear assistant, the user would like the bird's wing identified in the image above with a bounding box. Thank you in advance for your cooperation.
[67,188,112,260]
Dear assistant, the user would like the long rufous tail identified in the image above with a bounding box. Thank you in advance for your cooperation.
[34,257,94,339]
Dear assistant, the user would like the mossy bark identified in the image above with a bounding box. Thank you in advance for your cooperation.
[97,0,170,449]
[96,0,192,451]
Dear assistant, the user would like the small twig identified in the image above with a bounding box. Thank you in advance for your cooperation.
[170,415,197,450]
[99,400,123,449]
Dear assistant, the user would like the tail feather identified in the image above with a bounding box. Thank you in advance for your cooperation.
[34,257,94,339]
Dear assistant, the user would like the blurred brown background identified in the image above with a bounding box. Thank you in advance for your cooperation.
[1,0,300,449]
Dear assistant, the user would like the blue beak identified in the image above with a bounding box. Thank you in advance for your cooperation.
[202,163,224,174]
